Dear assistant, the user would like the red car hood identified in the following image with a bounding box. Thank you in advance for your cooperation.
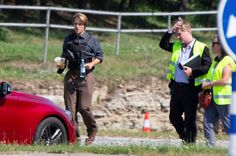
[10,91,56,106]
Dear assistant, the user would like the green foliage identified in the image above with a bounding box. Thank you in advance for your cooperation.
[0,28,8,41]
[0,1,218,32]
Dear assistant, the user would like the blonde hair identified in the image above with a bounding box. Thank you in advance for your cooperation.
[72,13,88,28]
[175,16,192,33]
[181,22,191,33]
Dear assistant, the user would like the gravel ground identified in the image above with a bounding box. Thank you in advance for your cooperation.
[81,136,229,148]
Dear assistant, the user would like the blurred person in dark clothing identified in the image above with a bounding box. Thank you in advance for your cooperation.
[57,12,103,145]
[159,17,211,143]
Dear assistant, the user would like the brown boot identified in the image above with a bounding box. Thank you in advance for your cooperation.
[85,137,95,145]
[85,131,96,145]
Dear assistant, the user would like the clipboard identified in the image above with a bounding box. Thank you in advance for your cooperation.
[182,55,201,68]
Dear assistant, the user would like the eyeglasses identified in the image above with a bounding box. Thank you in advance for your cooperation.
[211,42,220,46]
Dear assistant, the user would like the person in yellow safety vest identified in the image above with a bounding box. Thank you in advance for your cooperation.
[201,35,236,147]
[159,17,212,144]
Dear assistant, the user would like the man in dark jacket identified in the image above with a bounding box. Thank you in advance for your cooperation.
[57,12,103,145]
[159,17,211,143]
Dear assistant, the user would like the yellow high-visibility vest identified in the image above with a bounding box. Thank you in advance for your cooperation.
[206,56,236,105]
[167,40,207,86]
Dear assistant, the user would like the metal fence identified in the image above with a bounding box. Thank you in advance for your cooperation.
[0,5,218,63]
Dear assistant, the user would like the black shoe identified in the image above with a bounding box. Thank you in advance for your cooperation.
[180,134,187,141]
[182,138,196,146]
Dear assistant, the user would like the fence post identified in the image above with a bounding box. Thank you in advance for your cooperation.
[167,14,171,30]
[43,8,51,64]
[115,14,121,55]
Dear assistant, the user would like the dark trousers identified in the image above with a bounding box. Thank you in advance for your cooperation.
[169,81,199,143]
[64,70,97,138]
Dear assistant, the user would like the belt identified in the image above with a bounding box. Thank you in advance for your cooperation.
[69,68,93,74]
[174,81,189,86]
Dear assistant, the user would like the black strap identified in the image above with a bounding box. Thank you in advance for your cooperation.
[78,34,92,60]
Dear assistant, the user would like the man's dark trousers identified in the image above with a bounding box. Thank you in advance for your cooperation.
[169,81,199,143]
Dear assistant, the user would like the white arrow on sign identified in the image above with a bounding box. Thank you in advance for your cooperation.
[226,14,236,38]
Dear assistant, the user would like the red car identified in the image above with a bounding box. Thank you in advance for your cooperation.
[0,82,76,145]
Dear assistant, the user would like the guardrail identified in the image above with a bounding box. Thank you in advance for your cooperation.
[0,5,218,63]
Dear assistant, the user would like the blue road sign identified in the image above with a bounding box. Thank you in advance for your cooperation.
[218,0,236,60]
[218,1,236,155]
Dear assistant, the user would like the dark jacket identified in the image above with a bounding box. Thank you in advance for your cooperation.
[57,31,103,74]
[159,31,212,80]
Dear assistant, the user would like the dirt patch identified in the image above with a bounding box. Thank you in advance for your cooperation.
[8,61,40,70]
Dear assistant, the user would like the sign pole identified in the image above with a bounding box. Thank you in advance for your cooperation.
[229,72,236,156]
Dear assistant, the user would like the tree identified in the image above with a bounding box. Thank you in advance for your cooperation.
[179,0,188,11]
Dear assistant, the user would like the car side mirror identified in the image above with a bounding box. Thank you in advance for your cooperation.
[0,82,12,97]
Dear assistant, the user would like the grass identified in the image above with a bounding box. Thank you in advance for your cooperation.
[0,28,216,85]
[0,125,228,155]
[0,130,228,155]
[0,143,227,156]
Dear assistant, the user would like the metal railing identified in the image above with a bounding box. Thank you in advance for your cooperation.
[0,5,218,63]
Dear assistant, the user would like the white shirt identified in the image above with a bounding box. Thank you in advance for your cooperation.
[175,39,195,83]
[179,39,195,64]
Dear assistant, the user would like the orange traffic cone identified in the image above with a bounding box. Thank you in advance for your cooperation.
[143,112,151,132]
